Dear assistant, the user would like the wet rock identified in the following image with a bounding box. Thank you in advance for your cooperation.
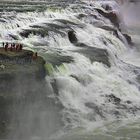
[0,19,7,23]
[51,79,59,95]
[76,13,98,22]
[44,23,68,30]
[106,94,121,105]
[20,23,67,38]
[0,48,46,81]
[113,110,120,117]
[68,30,78,44]
[76,13,87,19]
[31,24,66,37]
[8,34,19,40]
[96,25,115,32]
[55,19,79,26]
[72,43,111,67]
[19,28,48,38]
[43,52,73,68]
[70,74,93,86]
[113,30,127,43]
[95,8,120,28]
[101,4,112,11]
[16,24,20,27]
[126,100,132,104]
[123,33,133,45]
[54,19,84,29]
[85,102,105,118]
[70,75,81,83]
[136,75,140,90]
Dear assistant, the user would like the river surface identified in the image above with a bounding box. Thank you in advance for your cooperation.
[0,0,140,140]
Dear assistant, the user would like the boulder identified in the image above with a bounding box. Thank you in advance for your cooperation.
[68,30,78,43]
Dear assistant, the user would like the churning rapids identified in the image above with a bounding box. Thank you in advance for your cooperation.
[0,0,140,140]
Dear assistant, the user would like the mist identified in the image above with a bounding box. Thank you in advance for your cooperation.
[120,1,140,27]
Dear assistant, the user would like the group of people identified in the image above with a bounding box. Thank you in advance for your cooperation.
[2,42,23,52]
[2,42,38,60]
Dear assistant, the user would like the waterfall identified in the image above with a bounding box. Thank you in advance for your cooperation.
[0,0,140,140]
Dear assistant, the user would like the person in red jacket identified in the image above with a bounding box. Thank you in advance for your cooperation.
[32,52,38,60]
[4,42,8,52]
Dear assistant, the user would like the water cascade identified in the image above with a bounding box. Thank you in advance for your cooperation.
[0,0,140,140]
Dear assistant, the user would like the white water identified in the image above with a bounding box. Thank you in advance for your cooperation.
[0,0,140,140]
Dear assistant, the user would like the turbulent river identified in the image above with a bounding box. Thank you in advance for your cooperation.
[0,0,140,140]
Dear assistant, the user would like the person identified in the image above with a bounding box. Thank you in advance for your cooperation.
[35,52,37,57]
[32,52,38,60]
[19,44,23,51]
[4,42,8,52]
[2,42,4,48]
[10,43,13,51]
[12,43,15,50]
[15,43,20,51]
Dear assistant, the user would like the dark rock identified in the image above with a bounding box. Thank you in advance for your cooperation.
[76,13,98,21]
[51,79,59,95]
[0,48,46,79]
[126,100,132,104]
[123,33,133,45]
[54,19,79,26]
[43,23,68,30]
[85,102,105,118]
[42,52,73,68]
[101,4,112,11]
[76,13,87,19]
[95,8,120,28]
[72,43,111,67]
[8,34,19,40]
[106,94,121,105]
[96,25,115,32]
[70,75,81,83]
[116,104,127,110]
[113,110,120,116]
[68,30,78,44]
[16,24,20,27]
[30,24,66,37]
[0,19,7,23]
[20,23,67,38]
[19,28,48,38]
[136,75,140,90]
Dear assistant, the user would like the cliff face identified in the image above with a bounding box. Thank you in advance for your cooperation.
[0,48,46,137]
[0,48,46,79]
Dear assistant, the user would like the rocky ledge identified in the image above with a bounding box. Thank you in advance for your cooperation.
[0,48,46,80]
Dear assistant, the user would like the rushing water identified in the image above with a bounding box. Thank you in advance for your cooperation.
[0,0,140,140]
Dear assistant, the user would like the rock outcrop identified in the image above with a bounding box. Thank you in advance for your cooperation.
[0,48,46,137]
[95,8,120,28]
[68,30,78,44]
